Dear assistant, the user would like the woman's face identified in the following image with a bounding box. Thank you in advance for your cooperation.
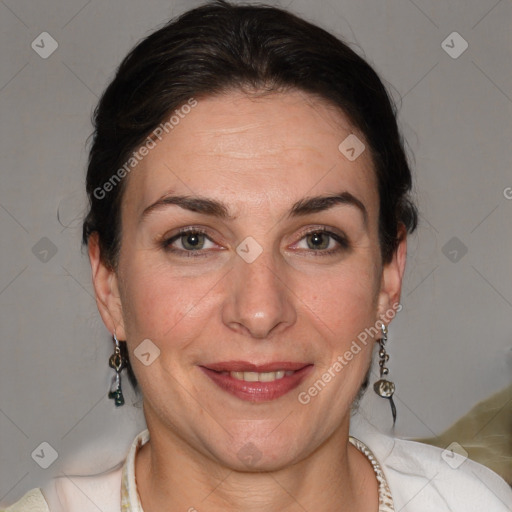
[90,89,405,470]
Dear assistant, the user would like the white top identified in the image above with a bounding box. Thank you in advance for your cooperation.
[3,414,511,511]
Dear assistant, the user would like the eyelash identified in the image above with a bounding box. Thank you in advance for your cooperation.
[161,226,350,258]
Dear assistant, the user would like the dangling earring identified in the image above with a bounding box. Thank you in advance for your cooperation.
[373,324,397,424]
[108,331,126,407]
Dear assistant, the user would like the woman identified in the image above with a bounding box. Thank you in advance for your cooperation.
[4,1,511,511]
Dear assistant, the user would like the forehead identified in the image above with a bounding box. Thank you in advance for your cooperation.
[122,90,378,221]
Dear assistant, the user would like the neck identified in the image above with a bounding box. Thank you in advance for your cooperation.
[134,413,378,512]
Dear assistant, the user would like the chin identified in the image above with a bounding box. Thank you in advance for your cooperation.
[207,432,304,472]
[226,448,298,473]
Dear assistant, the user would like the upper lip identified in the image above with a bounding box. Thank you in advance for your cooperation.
[203,361,311,372]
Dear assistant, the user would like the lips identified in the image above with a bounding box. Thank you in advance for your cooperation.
[199,361,313,402]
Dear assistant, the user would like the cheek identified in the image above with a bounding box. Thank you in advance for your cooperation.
[296,258,381,337]
[118,255,220,347]
[117,261,214,398]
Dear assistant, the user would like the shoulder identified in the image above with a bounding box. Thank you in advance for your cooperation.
[43,465,123,512]
[386,436,512,510]
[1,465,123,512]
[2,429,147,512]
[350,414,512,511]
[1,488,49,512]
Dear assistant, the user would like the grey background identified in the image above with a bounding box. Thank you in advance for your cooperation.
[1,0,511,505]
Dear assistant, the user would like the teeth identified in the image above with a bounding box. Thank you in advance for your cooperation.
[259,371,280,382]
[228,370,295,382]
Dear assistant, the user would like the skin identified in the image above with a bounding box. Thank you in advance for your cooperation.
[89,89,407,512]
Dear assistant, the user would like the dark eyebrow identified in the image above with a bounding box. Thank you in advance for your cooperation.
[140,191,367,225]
[141,195,235,222]
[288,192,367,225]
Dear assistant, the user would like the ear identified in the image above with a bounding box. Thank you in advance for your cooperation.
[88,233,126,340]
[376,224,407,321]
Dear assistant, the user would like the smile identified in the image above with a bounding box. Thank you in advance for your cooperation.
[199,361,313,402]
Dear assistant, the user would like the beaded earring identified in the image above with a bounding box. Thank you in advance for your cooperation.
[108,331,126,407]
[373,324,397,424]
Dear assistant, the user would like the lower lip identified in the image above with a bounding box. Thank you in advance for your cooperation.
[200,365,314,402]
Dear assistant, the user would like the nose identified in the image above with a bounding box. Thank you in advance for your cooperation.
[221,246,297,339]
